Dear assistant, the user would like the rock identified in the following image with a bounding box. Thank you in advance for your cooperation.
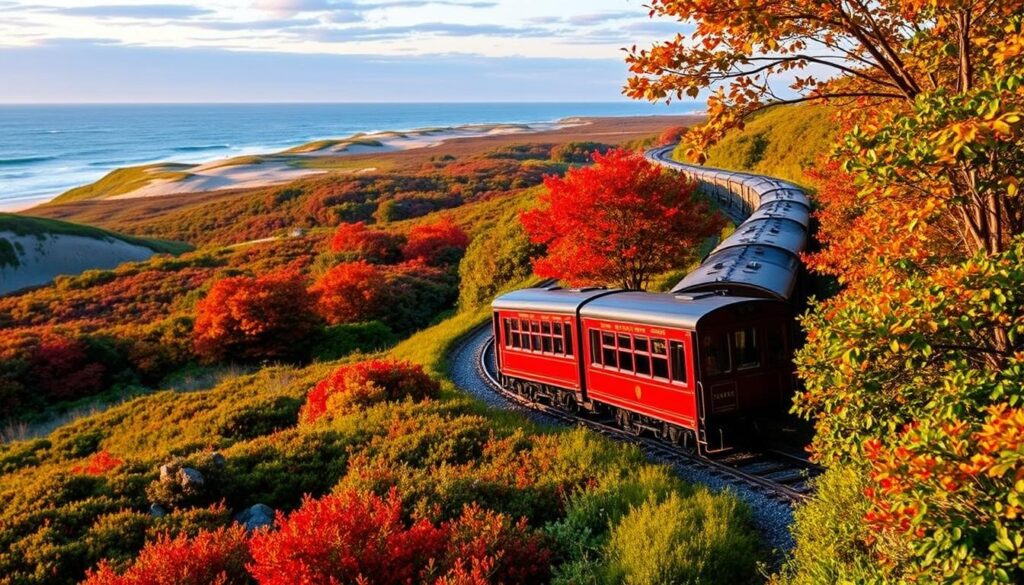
[209,451,226,468]
[178,467,205,490]
[149,503,167,518]
[234,503,275,532]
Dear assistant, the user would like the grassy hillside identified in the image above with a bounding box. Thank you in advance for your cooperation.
[675,104,838,187]
[51,164,193,203]
[0,213,192,255]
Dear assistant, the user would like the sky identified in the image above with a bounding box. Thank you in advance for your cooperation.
[0,0,693,103]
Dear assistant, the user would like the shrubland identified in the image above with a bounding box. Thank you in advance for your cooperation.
[0,134,764,584]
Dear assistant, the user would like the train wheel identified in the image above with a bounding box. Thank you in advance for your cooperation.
[667,426,697,454]
[558,392,579,414]
[616,409,640,436]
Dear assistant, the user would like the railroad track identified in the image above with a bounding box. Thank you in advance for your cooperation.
[476,333,821,503]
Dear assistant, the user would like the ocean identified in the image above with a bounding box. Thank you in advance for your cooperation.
[0,102,694,211]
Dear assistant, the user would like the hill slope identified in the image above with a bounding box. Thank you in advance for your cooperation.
[0,214,191,295]
[675,104,838,187]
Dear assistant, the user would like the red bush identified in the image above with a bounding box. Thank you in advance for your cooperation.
[657,125,688,146]
[82,525,251,585]
[72,450,123,476]
[441,504,552,585]
[330,221,404,263]
[0,328,105,409]
[299,358,440,423]
[308,260,388,325]
[193,270,319,363]
[402,219,469,265]
[248,488,447,585]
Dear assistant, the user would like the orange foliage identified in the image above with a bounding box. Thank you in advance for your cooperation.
[330,221,404,263]
[193,270,319,363]
[402,218,470,265]
[309,260,388,325]
[299,358,440,423]
[521,148,722,289]
[82,526,251,585]
[72,451,123,476]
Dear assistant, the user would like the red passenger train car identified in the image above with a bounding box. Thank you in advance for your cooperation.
[492,287,795,453]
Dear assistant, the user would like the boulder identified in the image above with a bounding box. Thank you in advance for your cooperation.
[149,503,167,518]
[158,464,174,481]
[234,503,275,532]
[178,467,205,490]
[209,451,226,468]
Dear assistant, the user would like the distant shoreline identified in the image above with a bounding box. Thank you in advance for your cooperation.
[0,103,698,212]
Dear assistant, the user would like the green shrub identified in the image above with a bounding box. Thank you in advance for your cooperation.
[771,465,911,585]
[677,104,837,187]
[458,204,541,310]
[603,489,759,585]
[0,237,19,268]
[312,321,397,361]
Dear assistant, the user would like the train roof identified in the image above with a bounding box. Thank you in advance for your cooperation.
[712,217,807,255]
[492,286,618,315]
[746,199,811,228]
[580,291,777,330]
[672,245,800,300]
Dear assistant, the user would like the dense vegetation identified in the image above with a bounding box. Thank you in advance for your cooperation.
[632,1,1024,582]
[0,131,768,583]
[674,105,837,187]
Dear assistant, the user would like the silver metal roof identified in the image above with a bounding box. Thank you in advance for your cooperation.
[672,245,800,300]
[581,291,777,330]
[760,187,810,208]
[747,199,811,227]
[713,217,807,255]
[492,286,619,315]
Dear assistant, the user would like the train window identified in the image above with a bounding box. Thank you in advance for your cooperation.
[702,334,731,374]
[669,341,686,383]
[553,334,564,354]
[503,319,511,348]
[617,335,634,372]
[542,330,553,353]
[733,327,760,370]
[565,327,574,357]
[635,353,651,376]
[634,336,648,352]
[601,332,617,367]
[590,330,602,365]
[765,328,786,366]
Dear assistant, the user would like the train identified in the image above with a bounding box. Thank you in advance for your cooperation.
[490,146,810,454]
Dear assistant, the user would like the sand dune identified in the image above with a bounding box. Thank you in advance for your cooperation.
[0,232,155,295]
[102,122,572,200]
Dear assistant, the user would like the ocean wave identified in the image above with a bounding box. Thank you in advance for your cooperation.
[0,155,56,166]
[172,144,230,152]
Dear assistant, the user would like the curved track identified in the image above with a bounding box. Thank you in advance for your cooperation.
[447,324,800,553]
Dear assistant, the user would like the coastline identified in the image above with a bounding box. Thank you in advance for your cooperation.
[1,104,699,212]
[25,113,703,227]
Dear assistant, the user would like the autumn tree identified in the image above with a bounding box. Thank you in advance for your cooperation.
[626,2,1024,582]
[309,260,388,325]
[192,270,318,363]
[330,221,404,263]
[402,218,470,266]
[627,0,1024,258]
[657,125,688,147]
[521,148,723,290]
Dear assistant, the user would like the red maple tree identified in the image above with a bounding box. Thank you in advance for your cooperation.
[402,218,470,265]
[192,270,319,363]
[308,260,388,325]
[330,221,404,263]
[657,125,688,147]
[521,148,723,289]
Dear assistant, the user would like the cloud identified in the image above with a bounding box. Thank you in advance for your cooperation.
[566,11,638,26]
[252,0,495,17]
[59,4,214,19]
[319,21,551,41]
